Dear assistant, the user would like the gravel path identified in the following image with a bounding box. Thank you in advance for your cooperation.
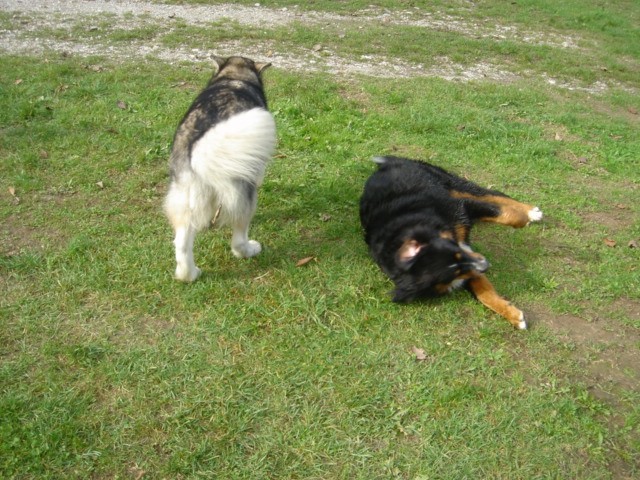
[0,0,621,92]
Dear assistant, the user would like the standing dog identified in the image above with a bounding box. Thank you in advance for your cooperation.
[359,156,543,329]
[164,56,276,281]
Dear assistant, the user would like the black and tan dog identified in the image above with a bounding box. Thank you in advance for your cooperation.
[359,156,543,329]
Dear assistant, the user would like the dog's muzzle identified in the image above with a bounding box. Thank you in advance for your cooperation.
[473,256,490,273]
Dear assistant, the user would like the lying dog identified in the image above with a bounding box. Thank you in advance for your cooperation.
[164,56,276,281]
[359,156,543,329]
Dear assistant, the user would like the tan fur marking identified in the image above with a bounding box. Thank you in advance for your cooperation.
[450,191,534,228]
[467,274,523,328]
[454,224,468,240]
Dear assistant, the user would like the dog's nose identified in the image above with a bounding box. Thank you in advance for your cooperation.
[473,257,490,273]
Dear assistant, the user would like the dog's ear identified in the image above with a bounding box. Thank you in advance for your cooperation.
[212,55,227,70]
[255,62,272,74]
[397,239,426,268]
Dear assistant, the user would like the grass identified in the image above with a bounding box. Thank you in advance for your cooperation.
[1,0,639,478]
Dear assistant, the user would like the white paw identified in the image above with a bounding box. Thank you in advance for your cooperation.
[528,207,543,223]
[232,240,262,258]
[517,311,527,330]
[175,265,201,282]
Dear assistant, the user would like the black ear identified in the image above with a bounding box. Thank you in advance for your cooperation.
[397,239,426,270]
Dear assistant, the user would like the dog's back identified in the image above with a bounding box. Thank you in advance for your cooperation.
[169,56,275,184]
[164,56,276,282]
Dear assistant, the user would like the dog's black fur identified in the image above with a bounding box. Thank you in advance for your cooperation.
[359,156,542,328]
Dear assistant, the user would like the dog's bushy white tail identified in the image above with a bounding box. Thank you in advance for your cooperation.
[191,108,276,187]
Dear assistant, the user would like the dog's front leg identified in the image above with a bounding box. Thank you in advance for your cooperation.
[467,274,526,329]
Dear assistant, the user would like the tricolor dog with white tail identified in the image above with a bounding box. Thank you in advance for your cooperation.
[164,56,276,281]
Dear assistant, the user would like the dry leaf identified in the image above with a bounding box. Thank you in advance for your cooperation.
[39,150,49,159]
[577,157,588,164]
[628,239,639,249]
[411,346,427,361]
[8,186,19,204]
[320,213,332,222]
[604,238,617,248]
[554,132,562,141]
[128,466,145,480]
[628,107,638,115]
[96,181,104,189]
[116,100,127,110]
[615,203,629,210]
[296,256,315,267]
[14,78,23,85]
[312,44,323,52]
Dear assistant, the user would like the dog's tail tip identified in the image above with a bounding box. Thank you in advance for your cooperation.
[372,156,388,165]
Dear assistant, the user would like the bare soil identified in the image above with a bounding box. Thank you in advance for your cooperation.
[0,0,630,93]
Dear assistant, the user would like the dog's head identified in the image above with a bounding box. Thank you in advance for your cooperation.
[212,55,271,82]
[390,232,489,302]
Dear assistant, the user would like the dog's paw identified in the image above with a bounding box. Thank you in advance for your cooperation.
[528,207,543,223]
[175,265,201,282]
[232,240,262,258]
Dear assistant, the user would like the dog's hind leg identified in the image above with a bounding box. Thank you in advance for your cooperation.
[467,274,527,329]
[454,192,543,228]
[478,196,542,227]
[164,177,211,281]
[226,179,262,258]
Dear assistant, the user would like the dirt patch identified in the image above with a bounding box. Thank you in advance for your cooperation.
[581,209,636,236]
[0,0,583,50]
[533,305,640,477]
[0,210,68,257]
[1,0,635,94]
[531,306,640,404]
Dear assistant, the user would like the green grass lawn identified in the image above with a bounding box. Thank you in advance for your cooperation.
[1,1,639,478]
